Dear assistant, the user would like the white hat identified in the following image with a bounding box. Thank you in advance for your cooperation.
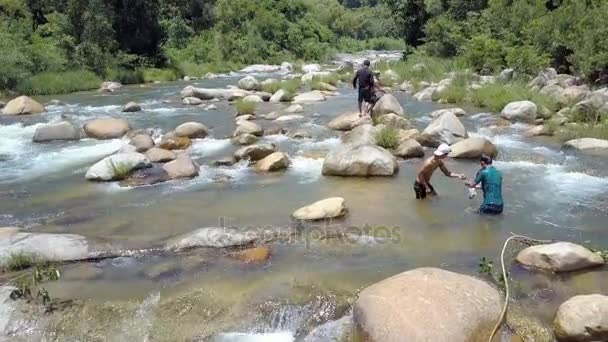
[434,143,451,156]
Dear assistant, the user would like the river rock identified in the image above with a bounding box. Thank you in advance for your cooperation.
[448,137,497,159]
[397,128,420,143]
[162,154,199,179]
[377,113,411,130]
[285,104,304,113]
[429,108,466,118]
[499,68,515,81]
[122,102,142,112]
[84,118,130,139]
[292,197,347,221]
[328,112,369,131]
[2,96,45,116]
[353,267,502,342]
[159,133,192,150]
[234,143,277,162]
[288,129,312,139]
[418,112,468,147]
[120,166,169,187]
[269,89,289,103]
[413,87,437,101]
[256,152,290,172]
[501,101,538,122]
[275,114,304,122]
[317,82,337,92]
[236,115,255,122]
[516,242,604,272]
[554,294,608,342]
[372,93,404,117]
[265,126,288,136]
[562,86,589,104]
[232,133,258,146]
[129,134,154,152]
[524,125,552,137]
[175,122,208,139]
[242,95,264,103]
[393,139,424,159]
[234,121,263,137]
[145,147,176,163]
[563,138,608,154]
[182,97,204,105]
[181,86,249,100]
[241,64,280,73]
[230,246,271,264]
[238,76,261,91]
[85,152,151,181]
[165,227,258,250]
[342,124,378,146]
[261,78,279,87]
[99,81,122,92]
[322,145,399,177]
[292,91,326,104]
[400,81,415,94]
[32,121,80,142]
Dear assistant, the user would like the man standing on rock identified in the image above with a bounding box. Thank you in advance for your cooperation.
[415,144,466,199]
[466,155,504,214]
[353,60,375,117]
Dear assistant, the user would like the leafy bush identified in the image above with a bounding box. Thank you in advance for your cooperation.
[16,70,101,95]
[375,53,456,83]
[470,82,557,113]
[505,45,550,76]
[3,253,35,272]
[375,125,400,150]
[105,68,144,85]
[555,123,608,142]
[458,35,506,73]
[235,99,256,115]
[142,68,181,82]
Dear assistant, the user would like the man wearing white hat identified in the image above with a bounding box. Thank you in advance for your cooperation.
[414,143,466,199]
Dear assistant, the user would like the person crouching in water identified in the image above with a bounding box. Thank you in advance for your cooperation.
[466,155,504,215]
[415,144,466,199]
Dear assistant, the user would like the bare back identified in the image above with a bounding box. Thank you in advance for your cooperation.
[417,156,450,183]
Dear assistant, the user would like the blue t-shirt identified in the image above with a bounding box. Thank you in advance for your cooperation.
[474,166,503,206]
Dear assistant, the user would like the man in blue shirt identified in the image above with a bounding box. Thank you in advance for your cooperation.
[466,155,503,215]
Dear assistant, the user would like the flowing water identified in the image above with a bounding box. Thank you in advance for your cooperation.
[1,66,608,340]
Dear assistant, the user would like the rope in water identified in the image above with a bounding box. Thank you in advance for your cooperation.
[487,233,554,342]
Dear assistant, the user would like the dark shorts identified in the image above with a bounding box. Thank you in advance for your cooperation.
[358,87,372,104]
[479,203,503,215]
[414,181,435,200]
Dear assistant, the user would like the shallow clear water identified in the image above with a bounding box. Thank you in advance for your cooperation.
[1,74,607,340]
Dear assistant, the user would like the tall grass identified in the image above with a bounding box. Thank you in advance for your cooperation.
[105,68,144,85]
[3,252,36,272]
[235,99,256,115]
[261,79,301,95]
[375,125,400,150]
[16,70,101,95]
[555,123,608,142]
[470,81,557,113]
[374,53,457,84]
[176,61,243,77]
[142,68,181,82]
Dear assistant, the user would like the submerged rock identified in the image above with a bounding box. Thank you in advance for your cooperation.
[162,154,199,179]
[159,133,192,150]
[354,268,501,342]
[448,137,497,159]
[122,101,142,112]
[501,101,538,123]
[429,107,466,118]
[181,86,249,101]
[182,97,204,106]
[418,112,468,147]
[145,147,176,163]
[2,96,45,115]
[256,152,290,172]
[175,122,208,139]
[231,133,258,146]
[516,242,604,272]
[234,143,277,162]
[393,139,424,159]
[85,152,151,181]
[292,91,326,104]
[554,294,608,342]
[292,197,348,221]
[164,227,258,250]
[84,118,130,139]
[322,144,399,177]
[230,246,271,264]
[32,121,80,142]
[288,129,312,139]
[120,166,169,187]
[285,104,304,113]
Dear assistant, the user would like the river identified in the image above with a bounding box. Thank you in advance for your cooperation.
[0,61,607,340]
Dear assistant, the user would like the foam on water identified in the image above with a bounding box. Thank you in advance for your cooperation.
[298,137,340,152]
[289,156,323,184]
[264,134,291,144]
[0,123,43,158]
[191,138,232,158]
[119,291,160,341]
[212,332,294,342]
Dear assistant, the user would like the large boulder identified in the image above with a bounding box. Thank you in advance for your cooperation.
[181,86,249,100]
[292,91,326,104]
[563,138,608,154]
[164,227,258,250]
[234,143,277,162]
[122,102,142,112]
[162,154,199,179]
[234,121,264,137]
[353,268,502,342]
[159,133,192,150]
[500,101,538,123]
[32,121,80,142]
[342,124,378,146]
[328,112,369,131]
[129,134,154,152]
[322,144,399,177]
[429,108,466,118]
[238,76,261,91]
[554,294,608,342]
[413,87,437,101]
[145,147,176,163]
[372,93,404,116]
[397,128,420,143]
[269,89,289,103]
[256,152,290,172]
[85,152,151,181]
[84,118,130,139]
[175,122,208,139]
[99,81,122,92]
[376,113,411,130]
[393,139,424,159]
[2,96,45,115]
[448,137,497,159]
[292,197,348,221]
[562,86,589,104]
[516,242,605,272]
[418,112,468,147]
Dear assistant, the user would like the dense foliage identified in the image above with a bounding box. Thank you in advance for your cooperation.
[0,0,402,94]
